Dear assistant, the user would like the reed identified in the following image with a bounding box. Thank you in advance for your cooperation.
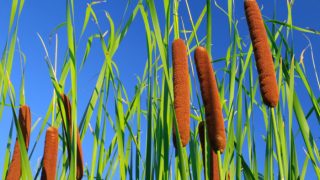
[244,0,279,107]
[194,46,226,152]
[6,105,31,180]
[172,38,190,148]
[60,94,84,180]
[1,0,319,179]
[41,127,59,180]
[198,122,220,180]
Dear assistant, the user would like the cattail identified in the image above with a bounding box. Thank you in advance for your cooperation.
[198,122,220,180]
[172,38,190,148]
[244,0,279,107]
[194,47,226,152]
[18,105,31,147]
[41,127,59,180]
[6,105,31,180]
[60,94,84,180]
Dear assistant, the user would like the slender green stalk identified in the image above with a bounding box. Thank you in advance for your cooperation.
[270,108,284,179]
[89,86,104,180]
[206,0,212,57]
[217,151,223,180]
[173,0,179,39]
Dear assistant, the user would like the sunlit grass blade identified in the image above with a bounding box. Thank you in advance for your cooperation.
[115,86,126,179]
[89,82,104,180]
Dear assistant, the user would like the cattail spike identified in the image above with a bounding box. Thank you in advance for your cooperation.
[244,0,279,107]
[41,127,59,180]
[194,47,226,152]
[172,38,190,148]
[6,143,22,180]
[198,122,205,151]
[18,105,31,148]
[60,94,84,180]
[6,105,31,180]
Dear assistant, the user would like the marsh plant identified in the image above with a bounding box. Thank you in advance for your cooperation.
[0,0,320,179]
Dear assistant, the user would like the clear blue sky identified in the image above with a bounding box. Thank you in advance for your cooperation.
[0,0,319,179]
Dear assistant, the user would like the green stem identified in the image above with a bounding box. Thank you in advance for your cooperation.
[206,0,212,57]
[173,0,179,39]
[271,108,284,179]
[217,151,223,180]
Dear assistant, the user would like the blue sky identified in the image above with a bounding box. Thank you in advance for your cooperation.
[0,0,319,179]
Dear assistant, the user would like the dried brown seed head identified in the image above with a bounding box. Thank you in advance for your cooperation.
[172,39,190,148]
[244,0,279,107]
[41,127,59,180]
[194,47,226,153]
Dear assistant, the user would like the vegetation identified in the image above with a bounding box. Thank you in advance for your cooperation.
[0,0,319,179]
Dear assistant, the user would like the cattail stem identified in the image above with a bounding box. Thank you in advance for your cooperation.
[194,47,226,152]
[41,127,59,180]
[217,151,223,180]
[172,38,190,148]
[6,105,31,180]
[199,122,220,180]
[244,0,279,107]
[60,94,84,180]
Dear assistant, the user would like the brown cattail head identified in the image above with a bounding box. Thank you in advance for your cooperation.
[6,105,31,180]
[6,142,21,180]
[41,127,59,180]
[18,105,31,148]
[194,46,226,152]
[198,122,220,180]
[172,38,190,148]
[61,94,72,134]
[198,122,205,151]
[60,94,84,180]
[244,0,279,107]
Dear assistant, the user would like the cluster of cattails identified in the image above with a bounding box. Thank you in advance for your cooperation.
[172,38,226,175]
[6,105,31,180]
[5,105,60,180]
[170,0,278,178]
[171,39,226,149]
[40,94,84,179]
[172,39,226,176]
[5,1,279,179]
[244,0,279,107]
[60,94,84,180]
[5,93,85,179]
[40,93,85,180]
